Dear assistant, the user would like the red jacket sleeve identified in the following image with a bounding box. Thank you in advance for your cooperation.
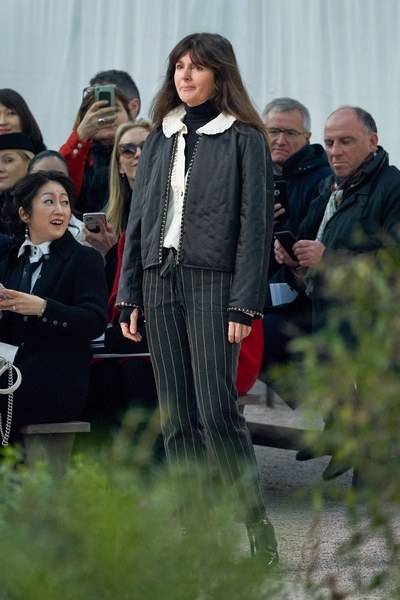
[59,130,91,198]
[236,319,264,395]
[108,233,126,323]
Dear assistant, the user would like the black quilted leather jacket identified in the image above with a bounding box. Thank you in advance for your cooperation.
[117,121,274,318]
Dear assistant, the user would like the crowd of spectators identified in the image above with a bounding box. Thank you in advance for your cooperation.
[1,63,400,478]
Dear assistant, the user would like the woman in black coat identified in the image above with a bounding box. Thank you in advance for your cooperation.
[0,171,107,437]
[118,33,277,566]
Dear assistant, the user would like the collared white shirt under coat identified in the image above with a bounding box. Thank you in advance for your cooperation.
[162,104,236,250]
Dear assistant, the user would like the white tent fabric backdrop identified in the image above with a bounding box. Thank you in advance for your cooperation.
[2,0,400,165]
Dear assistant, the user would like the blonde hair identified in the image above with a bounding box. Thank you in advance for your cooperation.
[106,119,151,237]
[19,150,35,162]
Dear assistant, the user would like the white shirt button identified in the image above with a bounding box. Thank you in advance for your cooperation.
[42,317,48,323]
[53,320,58,326]
[62,322,68,327]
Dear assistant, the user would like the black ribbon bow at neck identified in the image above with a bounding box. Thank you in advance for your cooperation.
[19,250,46,294]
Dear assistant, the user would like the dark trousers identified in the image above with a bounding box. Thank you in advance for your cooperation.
[143,262,265,522]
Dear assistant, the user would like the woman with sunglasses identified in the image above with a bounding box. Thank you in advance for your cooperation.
[117,33,277,566]
[106,120,151,238]
[83,120,161,458]
[81,121,151,293]
[105,120,151,313]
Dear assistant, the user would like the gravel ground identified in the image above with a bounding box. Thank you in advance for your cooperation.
[244,383,398,599]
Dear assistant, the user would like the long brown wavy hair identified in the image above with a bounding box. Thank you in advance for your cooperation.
[151,33,267,139]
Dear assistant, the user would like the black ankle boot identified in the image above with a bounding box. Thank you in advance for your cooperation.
[322,456,352,480]
[246,518,279,569]
[296,438,332,462]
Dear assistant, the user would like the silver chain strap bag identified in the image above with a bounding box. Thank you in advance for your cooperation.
[0,357,22,446]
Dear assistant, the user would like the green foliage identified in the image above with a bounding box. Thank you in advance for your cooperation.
[0,429,279,600]
[279,249,400,598]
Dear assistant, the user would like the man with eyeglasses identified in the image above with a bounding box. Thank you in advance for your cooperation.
[274,106,400,480]
[261,98,330,396]
[263,97,331,238]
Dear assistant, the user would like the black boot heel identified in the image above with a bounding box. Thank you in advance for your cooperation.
[247,529,256,556]
[246,518,279,569]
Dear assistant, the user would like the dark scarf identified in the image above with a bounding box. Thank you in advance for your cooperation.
[334,146,387,193]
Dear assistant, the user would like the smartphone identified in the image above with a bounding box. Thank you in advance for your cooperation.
[94,84,116,107]
[274,230,298,261]
[83,212,107,234]
[273,178,289,214]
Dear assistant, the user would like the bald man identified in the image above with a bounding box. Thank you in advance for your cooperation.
[275,106,400,479]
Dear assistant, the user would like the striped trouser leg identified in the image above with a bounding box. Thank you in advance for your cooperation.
[143,267,206,470]
[179,267,266,522]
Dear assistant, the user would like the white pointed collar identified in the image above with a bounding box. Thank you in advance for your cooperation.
[162,104,236,138]
[18,238,51,261]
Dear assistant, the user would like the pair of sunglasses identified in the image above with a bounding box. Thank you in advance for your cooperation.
[119,142,145,156]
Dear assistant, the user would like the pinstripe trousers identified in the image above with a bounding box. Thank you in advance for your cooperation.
[143,261,266,522]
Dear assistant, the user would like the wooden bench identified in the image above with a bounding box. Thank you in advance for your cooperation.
[19,421,90,475]
[239,390,316,451]
[91,347,311,453]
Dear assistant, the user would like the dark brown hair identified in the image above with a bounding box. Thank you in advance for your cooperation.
[4,171,75,238]
[90,70,141,106]
[0,89,45,153]
[151,33,267,138]
[13,171,76,215]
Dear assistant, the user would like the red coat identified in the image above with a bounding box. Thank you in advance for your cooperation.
[59,130,91,198]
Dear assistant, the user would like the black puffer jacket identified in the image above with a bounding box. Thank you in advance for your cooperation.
[277,143,331,235]
[298,147,400,328]
[299,148,400,251]
[117,120,274,317]
[268,143,331,289]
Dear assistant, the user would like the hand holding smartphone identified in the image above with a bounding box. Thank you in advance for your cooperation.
[273,179,289,215]
[83,212,107,234]
[94,84,116,107]
[274,230,298,261]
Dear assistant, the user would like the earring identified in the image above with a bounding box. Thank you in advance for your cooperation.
[24,225,29,239]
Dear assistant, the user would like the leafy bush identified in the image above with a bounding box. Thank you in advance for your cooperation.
[280,250,400,598]
[0,430,280,600]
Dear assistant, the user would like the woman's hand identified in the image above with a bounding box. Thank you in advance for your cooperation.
[0,289,46,316]
[228,321,251,344]
[76,100,118,141]
[120,308,142,342]
[83,221,117,256]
